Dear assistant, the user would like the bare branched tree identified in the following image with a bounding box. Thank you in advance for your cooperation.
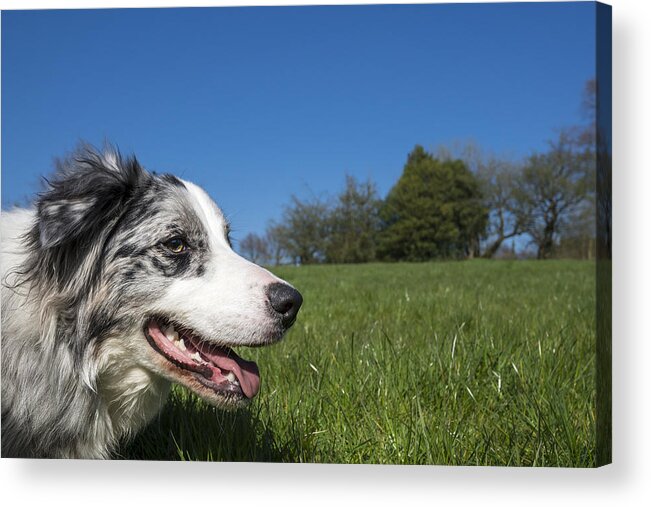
[270,194,331,265]
[477,158,528,258]
[239,232,270,264]
[515,131,592,259]
[325,175,382,263]
[264,223,289,266]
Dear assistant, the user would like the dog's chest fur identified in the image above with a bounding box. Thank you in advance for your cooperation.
[96,340,172,442]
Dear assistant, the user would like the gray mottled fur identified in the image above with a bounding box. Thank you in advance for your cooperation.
[1,146,235,458]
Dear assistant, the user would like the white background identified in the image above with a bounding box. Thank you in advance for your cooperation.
[0,0,649,505]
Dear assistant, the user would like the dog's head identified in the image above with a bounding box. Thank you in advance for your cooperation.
[26,145,302,408]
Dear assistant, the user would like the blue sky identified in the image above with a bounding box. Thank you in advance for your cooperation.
[2,2,596,242]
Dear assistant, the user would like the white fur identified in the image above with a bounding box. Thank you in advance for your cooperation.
[153,181,287,347]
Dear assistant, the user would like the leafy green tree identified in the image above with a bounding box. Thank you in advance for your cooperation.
[378,145,488,261]
[325,175,382,263]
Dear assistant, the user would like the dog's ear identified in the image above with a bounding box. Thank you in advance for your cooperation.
[37,147,145,249]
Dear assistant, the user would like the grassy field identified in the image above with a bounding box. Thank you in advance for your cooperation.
[122,260,597,466]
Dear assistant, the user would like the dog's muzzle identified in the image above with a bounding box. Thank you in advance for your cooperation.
[266,282,303,329]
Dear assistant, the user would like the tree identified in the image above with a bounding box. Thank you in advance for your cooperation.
[515,131,592,259]
[477,159,528,258]
[433,141,527,259]
[378,145,488,261]
[264,223,288,266]
[272,194,331,265]
[554,202,596,259]
[325,175,382,263]
[239,233,270,264]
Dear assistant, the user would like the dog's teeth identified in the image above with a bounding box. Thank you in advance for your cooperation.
[190,352,202,362]
[178,338,186,351]
[226,371,236,383]
[163,326,178,342]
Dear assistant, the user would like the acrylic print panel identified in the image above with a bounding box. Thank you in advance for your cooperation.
[0,1,611,466]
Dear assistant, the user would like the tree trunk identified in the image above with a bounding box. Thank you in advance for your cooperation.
[482,235,505,259]
[537,206,558,260]
[537,226,555,259]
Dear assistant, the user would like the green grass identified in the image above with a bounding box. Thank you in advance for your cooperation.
[121,260,596,466]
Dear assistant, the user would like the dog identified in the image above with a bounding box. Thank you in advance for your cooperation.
[1,145,302,459]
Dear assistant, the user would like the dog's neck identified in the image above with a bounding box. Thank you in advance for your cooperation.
[95,338,171,445]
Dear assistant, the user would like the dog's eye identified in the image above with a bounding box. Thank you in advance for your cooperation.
[164,237,187,254]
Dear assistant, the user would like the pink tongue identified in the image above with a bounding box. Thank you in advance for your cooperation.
[202,347,260,399]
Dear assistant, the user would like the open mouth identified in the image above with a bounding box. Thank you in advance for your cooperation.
[144,318,260,401]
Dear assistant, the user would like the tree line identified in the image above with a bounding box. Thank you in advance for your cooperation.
[240,81,597,265]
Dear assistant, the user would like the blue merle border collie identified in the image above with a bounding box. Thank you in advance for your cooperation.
[1,145,302,459]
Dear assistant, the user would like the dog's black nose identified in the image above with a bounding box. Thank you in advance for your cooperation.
[267,283,303,328]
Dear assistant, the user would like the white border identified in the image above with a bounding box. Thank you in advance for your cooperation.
[2,0,650,505]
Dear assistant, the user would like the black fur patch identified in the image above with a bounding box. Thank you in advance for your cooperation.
[160,173,186,188]
[23,146,149,294]
[113,244,140,260]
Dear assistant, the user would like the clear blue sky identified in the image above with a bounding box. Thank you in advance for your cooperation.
[2,2,596,242]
